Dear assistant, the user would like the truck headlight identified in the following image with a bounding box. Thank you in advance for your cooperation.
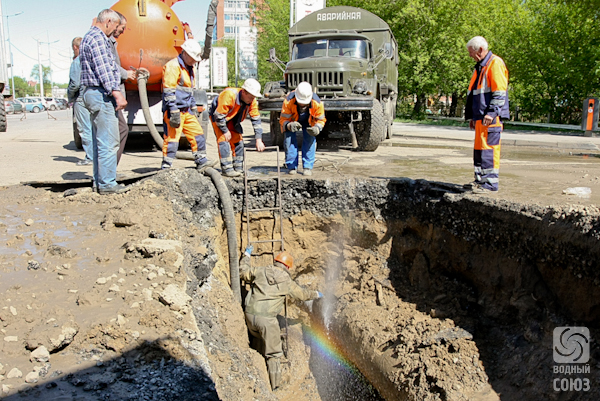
[353,81,368,95]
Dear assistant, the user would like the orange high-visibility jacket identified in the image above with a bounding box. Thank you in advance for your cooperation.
[209,87,263,138]
[465,51,509,121]
[280,91,326,133]
[162,55,195,113]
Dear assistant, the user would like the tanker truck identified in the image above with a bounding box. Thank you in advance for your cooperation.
[259,6,399,151]
[73,0,217,151]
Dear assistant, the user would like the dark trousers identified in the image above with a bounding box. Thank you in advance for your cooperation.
[117,110,128,165]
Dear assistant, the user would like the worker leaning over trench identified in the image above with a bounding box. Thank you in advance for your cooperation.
[161,39,217,172]
[240,246,322,391]
[209,78,266,177]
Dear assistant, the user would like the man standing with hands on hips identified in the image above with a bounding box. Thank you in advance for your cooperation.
[280,82,326,176]
[464,36,509,194]
[80,8,129,194]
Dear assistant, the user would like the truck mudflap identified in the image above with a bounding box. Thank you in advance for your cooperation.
[259,96,374,112]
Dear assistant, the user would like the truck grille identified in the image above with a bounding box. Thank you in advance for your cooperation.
[287,71,345,92]
[287,72,314,88]
[317,71,344,89]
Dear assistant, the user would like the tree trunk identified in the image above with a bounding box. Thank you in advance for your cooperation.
[413,93,426,117]
[449,92,458,117]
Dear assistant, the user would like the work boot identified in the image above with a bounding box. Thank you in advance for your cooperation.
[288,169,297,175]
[222,169,242,178]
[267,358,282,391]
[98,183,130,195]
[196,158,218,173]
[303,168,312,176]
[220,156,242,177]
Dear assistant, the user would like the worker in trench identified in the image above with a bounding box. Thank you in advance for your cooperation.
[240,246,322,390]
[161,39,218,172]
[209,78,266,177]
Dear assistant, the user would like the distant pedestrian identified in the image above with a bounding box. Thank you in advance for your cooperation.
[209,78,266,177]
[110,11,137,165]
[80,9,129,194]
[160,39,217,172]
[464,36,509,193]
[279,82,326,176]
[67,37,93,166]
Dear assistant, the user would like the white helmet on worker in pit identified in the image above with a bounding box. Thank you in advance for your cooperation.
[181,39,203,62]
[241,78,263,98]
[295,82,313,105]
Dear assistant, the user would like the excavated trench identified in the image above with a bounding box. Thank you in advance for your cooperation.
[154,171,600,400]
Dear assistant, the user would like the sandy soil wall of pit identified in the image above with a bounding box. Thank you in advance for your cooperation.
[153,171,600,400]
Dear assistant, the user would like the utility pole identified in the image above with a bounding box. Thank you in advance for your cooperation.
[43,35,59,97]
[234,0,238,87]
[5,12,23,98]
[36,40,43,97]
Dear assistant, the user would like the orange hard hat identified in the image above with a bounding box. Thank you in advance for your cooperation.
[274,251,293,269]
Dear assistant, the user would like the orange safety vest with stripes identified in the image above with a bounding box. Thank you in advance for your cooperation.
[279,91,326,133]
[209,87,263,139]
[466,51,509,121]
[162,55,195,113]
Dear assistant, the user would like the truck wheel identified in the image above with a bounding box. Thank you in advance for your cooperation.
[270,111,284,149]
[357,99,384,151]
[73,121,83,149]
[0,100,6,132]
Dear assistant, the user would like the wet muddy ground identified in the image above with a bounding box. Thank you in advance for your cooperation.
[1,113,599,400]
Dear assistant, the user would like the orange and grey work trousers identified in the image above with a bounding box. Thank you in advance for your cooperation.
[162,110,207,169]
[473,119,502,191]
[211,119,245,172]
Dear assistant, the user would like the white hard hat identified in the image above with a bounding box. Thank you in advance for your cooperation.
[295,82,313,104]
[241,78,262,98]
[181,39,203,62]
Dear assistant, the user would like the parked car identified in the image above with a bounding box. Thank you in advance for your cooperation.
[4,101,14,114]
[5,100,25,114]
[55,98,68,110]
[17,97,46,113]
[43,97,59,111]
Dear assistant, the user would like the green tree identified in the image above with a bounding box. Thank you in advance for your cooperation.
[254,0,290,88]
[12,76,36,98]
[500,0,600,123]
[30,64,51,96]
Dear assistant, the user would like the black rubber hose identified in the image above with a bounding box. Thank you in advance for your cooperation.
[201,0,219,61]
[204,167,241,304]
[137,71,194,161]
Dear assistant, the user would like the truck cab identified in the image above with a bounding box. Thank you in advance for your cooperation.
[260,6,399,151]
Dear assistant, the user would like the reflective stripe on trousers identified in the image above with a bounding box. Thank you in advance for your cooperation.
[162,111,206,167]
[473,119,501,191]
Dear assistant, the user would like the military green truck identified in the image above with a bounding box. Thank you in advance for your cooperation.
[259,6,398,151]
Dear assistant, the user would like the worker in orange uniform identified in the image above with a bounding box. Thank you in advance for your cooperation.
[240,245,322,390]
[161,39,217,172]
[464,36,509,193]
[279,81,326,176]
[209,79,266,177]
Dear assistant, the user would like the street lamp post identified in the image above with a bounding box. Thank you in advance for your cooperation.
[6,11,23,98]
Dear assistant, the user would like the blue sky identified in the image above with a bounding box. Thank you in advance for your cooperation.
[2,0,209,85]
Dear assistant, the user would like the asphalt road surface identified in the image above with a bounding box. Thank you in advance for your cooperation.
[2,108,600,206]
